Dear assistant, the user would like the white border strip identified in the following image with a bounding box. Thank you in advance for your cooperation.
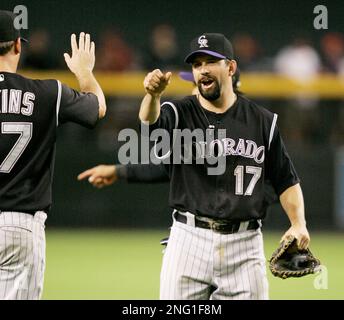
[268,113,278,150]
[56,80,62,126]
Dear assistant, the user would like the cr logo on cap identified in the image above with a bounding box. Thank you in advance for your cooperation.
[198,35,208,48]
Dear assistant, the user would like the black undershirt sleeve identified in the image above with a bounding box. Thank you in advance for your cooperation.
[116,163,169,183]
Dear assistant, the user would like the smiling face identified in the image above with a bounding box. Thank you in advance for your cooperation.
[191,54,235,101]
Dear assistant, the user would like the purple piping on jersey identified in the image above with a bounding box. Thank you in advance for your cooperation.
[185,50,227,63]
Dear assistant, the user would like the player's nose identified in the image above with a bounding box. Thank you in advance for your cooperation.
[199,64,210,75]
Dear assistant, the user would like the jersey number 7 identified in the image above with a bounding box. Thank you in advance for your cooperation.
[0,122,33,173]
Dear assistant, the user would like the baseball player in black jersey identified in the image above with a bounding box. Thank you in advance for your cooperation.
[0,10,106,300]
[139,33,310,300]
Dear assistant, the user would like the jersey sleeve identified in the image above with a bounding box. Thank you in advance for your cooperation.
[265,124,300,196]
[57,82,99,128]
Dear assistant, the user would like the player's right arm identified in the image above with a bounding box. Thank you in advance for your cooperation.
[64,32,106,119]
[139,69,172,124]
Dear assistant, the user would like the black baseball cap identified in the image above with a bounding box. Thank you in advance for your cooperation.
[0,10,27,43]
[185,33,234,63]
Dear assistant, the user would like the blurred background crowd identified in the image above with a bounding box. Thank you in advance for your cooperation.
[18,25,344,147]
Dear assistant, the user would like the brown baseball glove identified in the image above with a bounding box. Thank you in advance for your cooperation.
[269,236,321,279]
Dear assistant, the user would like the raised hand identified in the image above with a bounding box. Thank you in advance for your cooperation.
[143,69,172,97]
[64,32,95,77]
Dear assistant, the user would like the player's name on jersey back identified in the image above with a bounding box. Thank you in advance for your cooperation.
[0,88,35,116]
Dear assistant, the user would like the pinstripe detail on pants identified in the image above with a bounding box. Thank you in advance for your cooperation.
[0,211,47,300]
[160,217,269,300]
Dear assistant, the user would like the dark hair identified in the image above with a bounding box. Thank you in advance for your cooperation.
[225,59,243,95]
[0,41,14,56]
[232,72,243,95]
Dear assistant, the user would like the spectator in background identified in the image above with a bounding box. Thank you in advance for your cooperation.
[319,32,344,145]
[275,36,321,82]
[143,24,181,71]
[232,32,273,71]
[320,32,344,73]
[96,28,135,71]
[274,36,321,145]
[22,29,59,69]
[94,28,137,154]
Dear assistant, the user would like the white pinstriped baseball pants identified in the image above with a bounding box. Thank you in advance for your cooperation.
[160,213,269,300]
[0,211,47,300]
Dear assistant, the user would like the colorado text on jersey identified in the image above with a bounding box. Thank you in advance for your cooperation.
[159,128,266,164]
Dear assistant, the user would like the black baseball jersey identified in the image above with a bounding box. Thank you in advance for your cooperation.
[0,72,99,214]
[148,94,299,221]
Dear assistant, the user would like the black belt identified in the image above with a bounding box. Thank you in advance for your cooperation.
[174,211,260,234]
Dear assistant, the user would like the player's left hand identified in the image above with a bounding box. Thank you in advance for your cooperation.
[280,224,310,250]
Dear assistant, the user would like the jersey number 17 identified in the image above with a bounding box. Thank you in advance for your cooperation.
[234,165,262,196]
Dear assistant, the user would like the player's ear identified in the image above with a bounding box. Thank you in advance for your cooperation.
[14,38,21,55]
[228,60,237,77]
